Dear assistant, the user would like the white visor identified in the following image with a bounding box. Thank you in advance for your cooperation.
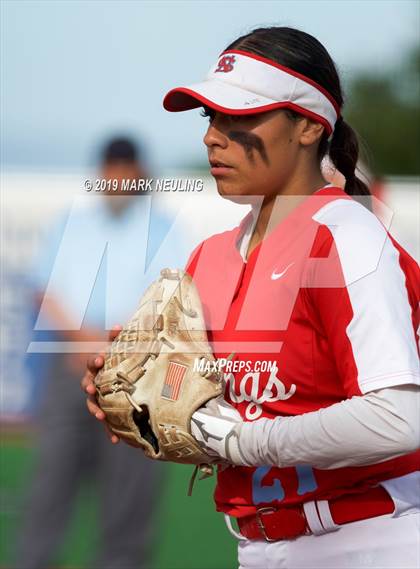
[163,50,340,135]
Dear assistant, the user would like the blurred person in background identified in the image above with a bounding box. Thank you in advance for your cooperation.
[15,137,187,569]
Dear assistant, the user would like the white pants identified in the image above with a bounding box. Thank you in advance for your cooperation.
[237,513,420,569]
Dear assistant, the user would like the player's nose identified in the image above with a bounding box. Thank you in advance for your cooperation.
[203,121,229,149]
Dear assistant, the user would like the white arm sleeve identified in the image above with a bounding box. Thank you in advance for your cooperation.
[237,384,420,469]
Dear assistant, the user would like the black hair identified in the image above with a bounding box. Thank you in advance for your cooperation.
[101,137,140,164]
[226,27,370,198]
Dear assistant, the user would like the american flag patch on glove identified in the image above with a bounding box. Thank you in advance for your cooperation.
[161,362,187,401]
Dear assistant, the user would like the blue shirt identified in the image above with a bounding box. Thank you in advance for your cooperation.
[33,195,188,329]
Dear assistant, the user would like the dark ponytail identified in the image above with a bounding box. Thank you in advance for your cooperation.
[226,27,371,199]
[329,117,370,197]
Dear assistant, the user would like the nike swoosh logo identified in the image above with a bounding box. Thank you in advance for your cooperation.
[271,262,295,280]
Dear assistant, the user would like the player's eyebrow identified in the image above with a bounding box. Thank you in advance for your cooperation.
[228,130,269,165]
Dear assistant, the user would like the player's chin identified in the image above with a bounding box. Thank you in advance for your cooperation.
[215,180,259,205]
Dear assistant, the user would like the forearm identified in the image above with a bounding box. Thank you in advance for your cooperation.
[238,384,420,469]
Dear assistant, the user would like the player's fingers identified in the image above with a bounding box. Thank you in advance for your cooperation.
[86,354,104,374]
[86,394,104,419]
[103,423,120,444]
[83,327,121,444]
[81,355,104,392]
[85,397,119,443]
[81,368,94,389]
[84,382,96,395]
[108,324,123,342]
[82,329,120,392]
[81,373,92,393]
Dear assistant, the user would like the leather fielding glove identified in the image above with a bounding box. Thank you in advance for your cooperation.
[94,268,224,479]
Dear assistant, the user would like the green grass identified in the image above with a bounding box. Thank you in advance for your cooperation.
[154,464,237,569]
[0,436,236,569]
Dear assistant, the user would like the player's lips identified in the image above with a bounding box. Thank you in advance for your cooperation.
[209,158,234,176]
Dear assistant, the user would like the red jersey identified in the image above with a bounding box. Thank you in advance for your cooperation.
[186,187,420,518]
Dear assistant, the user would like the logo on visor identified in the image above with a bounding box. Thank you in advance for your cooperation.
[215,55,236,73]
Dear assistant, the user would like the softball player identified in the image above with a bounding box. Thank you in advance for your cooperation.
[83,26,420,568]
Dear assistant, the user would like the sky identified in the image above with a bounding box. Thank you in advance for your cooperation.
[1,0,419,171]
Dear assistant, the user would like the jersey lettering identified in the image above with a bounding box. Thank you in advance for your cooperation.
[296,465,318,495]
[252,466,285,504]
[226,364,296,419]
[252,465,318,505]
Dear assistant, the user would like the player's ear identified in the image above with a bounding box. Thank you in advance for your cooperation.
[298,119,325,147]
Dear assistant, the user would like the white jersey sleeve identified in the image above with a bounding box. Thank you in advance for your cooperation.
[309,199,419,394]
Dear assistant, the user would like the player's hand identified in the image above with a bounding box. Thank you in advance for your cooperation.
[81,325,122,444]
[190,396,249,466]
[66,326,109,375]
